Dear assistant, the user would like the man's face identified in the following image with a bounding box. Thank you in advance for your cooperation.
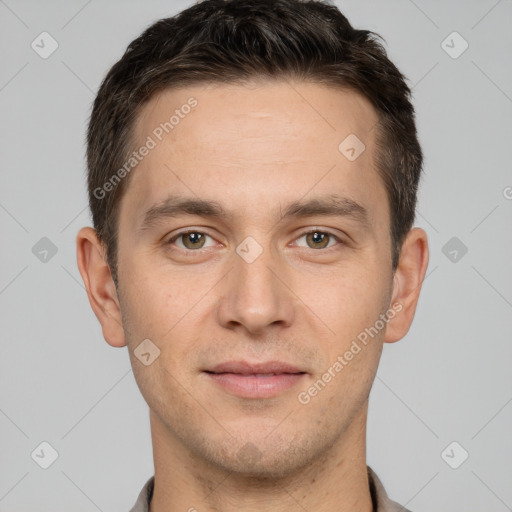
[116,80,396,477]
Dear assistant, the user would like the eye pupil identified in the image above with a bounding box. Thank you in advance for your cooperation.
[183,232,205,249]
[307,231,329,249]
[173,230,336,252]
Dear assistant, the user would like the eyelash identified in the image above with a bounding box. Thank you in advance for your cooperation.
[166,229,344,252]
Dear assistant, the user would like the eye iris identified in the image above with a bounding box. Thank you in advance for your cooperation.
[306,231,329,249]
[178,232,332,250]
[183,232,205,249]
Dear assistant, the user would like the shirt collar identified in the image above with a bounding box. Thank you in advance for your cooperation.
[129,466,411,512]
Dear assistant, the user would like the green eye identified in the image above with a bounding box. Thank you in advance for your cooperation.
[169,231,215,250]
[296,230,341,250]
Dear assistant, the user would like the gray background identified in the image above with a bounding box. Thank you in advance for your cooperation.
[1,0,511,510]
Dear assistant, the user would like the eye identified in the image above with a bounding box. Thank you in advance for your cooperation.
[167,230,217,250]
[294,230,342,250]
[166,229,343,252]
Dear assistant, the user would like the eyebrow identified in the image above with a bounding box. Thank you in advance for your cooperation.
[138,193,370,232]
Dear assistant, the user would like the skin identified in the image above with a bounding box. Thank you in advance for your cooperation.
[77,79,429,512]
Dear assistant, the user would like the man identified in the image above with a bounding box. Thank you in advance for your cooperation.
[76,0,429,510]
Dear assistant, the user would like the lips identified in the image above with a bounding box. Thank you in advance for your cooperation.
[206,360,305,375]
[204,361,307,398]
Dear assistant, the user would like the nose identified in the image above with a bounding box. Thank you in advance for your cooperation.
[215,240,295,336]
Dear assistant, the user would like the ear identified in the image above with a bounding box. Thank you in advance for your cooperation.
[385,227,429,343]
[76,227,127,347]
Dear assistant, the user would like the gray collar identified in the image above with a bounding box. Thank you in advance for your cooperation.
[129,466,411,512]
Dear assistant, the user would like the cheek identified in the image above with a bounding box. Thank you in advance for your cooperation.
[303,270,390,395]
[311,269,389,338]
[119,266,204,376]
[119,262,185,335]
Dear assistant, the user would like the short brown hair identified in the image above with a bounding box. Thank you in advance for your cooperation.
[87,0,423,286]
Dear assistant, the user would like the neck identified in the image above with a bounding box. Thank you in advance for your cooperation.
[148,406,373,512]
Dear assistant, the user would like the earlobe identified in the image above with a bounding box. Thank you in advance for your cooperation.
[385,227,429,344]
[76,227,127,348]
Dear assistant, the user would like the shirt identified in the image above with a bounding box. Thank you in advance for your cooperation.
[129,466,411,512]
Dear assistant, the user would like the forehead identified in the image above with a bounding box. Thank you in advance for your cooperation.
[133,79,378,154]
[122,79,386,229]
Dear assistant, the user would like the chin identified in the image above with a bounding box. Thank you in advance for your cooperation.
[202,433,319,480]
